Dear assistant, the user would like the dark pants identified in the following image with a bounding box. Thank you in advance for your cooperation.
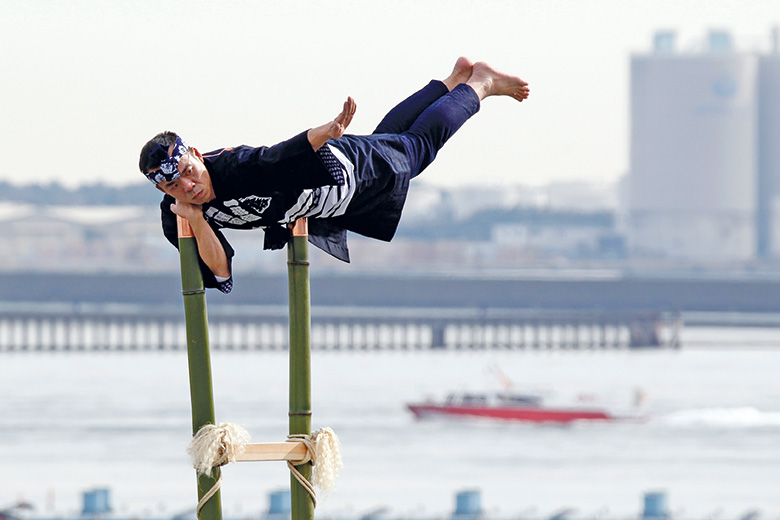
[372,80,481,178]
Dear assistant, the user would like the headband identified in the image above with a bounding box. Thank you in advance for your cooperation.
[144,136,189,185]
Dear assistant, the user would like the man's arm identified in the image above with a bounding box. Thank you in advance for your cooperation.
[170,200,231,278]
[307,97,356,151]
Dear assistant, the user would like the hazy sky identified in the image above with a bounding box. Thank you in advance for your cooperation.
[1,0,778,189]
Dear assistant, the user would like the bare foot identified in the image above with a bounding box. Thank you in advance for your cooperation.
[466,61,530,102]
[442,56,475,91]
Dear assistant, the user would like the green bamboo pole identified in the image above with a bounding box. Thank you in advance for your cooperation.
[177,217,223,520]
[287,218,314,520]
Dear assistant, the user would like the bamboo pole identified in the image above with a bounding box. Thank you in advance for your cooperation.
[287,218,314,520]
[177,217,223,520]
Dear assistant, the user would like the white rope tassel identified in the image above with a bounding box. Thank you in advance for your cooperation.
[187,422,250,477]
[311,427,342,494]
[286,427,343,506]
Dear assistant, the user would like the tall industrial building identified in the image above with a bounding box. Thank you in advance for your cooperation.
[758,41,780,257]
[628,29,780,261]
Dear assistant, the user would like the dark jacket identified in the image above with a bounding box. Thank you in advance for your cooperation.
[160,130,414,291]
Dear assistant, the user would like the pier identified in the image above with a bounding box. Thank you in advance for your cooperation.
[0,303,679,352]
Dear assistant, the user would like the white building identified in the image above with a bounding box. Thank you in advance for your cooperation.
[0,202,174,272]
[628,29,780,261]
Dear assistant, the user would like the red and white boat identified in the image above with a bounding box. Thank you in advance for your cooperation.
[406,391,616,423]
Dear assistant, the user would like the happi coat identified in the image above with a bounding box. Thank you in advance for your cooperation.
[160,130,415,291]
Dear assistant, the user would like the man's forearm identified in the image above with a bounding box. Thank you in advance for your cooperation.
[188,215,231,278]
[307,125,331,152]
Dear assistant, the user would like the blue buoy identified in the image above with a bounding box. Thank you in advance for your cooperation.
[642,491,668,520]
[81,488,111,516]
[453,489,483,519]
[267,490,292,516]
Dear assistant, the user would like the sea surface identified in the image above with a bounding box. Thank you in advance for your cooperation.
[2,326,780,520]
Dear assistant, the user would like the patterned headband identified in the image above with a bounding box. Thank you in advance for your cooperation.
[144,136,189,185]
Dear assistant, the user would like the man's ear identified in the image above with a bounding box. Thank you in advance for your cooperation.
[190,147,203,160]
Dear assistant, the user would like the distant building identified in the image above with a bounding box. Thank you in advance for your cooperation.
[0,203,175,272]
[758,28,780,257]
[0,183,624,274]
[628,28,780,261]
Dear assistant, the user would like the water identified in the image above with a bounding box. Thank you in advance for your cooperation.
[2,327,780,519]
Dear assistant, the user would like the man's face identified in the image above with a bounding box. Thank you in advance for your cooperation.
[153,148,215,204]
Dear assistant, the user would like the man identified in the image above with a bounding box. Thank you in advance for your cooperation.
[139,58,530,293]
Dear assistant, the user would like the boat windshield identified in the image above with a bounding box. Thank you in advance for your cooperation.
[496,393,543,407]
[446,393,489,406]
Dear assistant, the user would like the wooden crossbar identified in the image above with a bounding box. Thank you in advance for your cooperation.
[234,442,308,462]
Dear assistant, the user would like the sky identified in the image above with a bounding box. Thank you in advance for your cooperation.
[0,0,778,189]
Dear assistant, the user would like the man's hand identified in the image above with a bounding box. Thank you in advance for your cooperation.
[170,200,203,222]
[328,97,356,139]
[308,97,357,151]
[170,200,230,278]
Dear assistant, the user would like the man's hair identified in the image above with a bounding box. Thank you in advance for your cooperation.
[139,131,180,174]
